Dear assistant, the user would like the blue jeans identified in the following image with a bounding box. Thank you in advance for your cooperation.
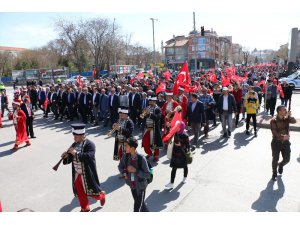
[281,99,288,107]
[220,111,233,134]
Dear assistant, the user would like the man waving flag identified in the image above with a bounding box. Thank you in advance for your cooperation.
[173,61,191,95]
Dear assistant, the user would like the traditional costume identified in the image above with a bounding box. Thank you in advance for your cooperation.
[12,99,30,150]
[63,124,105,212]
[161,91,179,134]
[177,85,188,123]
[113,107,134,161]
[142,95,163,161]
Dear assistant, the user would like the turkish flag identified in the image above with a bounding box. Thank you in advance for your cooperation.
[277,83,285,98]
[163,112,182,143]
[130,77,135,84]
[232,74,246,83]
[173,61,191,95]
[208,73,217,83]
[163,70,172,81]
[221,73,231,87]
[43,98,49,110]
[156,82,166,94]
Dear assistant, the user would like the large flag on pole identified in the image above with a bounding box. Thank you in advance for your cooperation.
[163,112,183,143]
[173,61,191,95]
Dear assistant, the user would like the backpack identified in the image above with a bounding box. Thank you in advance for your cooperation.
[137,154,153,184]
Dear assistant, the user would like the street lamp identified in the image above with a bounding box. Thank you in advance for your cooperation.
[150,18,158,66]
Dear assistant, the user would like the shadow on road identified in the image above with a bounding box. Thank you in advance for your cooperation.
[0,148,17,158]
[101,174,125,195]
[233,131,255,150]
[200,136,229,155]
[251,176,285,212]
[145,183,183,212]
[297,155,300,163]
[0,140,15,148]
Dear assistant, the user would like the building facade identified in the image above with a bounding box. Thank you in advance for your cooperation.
[164,28,233,71]
[164,35,189,70]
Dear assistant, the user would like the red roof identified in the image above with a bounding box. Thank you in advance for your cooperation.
[0,46,27,52]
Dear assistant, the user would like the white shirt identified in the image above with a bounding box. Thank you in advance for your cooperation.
[93,93,97,103]
[50,93,54,102]
[131,93,135,106]
[223,95,229,111]
[191,102,197,112]
[26,104,32,117]
[110,95,114,106]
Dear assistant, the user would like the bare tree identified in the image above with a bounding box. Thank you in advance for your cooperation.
[55,19,88,73]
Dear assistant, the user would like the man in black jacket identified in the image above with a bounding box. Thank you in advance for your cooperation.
[217,87,237,138]
[186,93,205,147]
[108,88,120,125]
[92,87,100,125]
[281,81,293,108]
[20,98,36,138]
[29,86,38,111]
[128,87,141,125]
[62,124,106,212]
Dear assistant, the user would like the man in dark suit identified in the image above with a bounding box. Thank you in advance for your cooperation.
[80,87,92,124]
[29,86,38,111]
[37,86,46,112]
[67,87,76,121]
[20,98,36,138]
[44,87,51,118]
[128,87,141,125]
[108,88,120,125]
[75,86,83,120]
[187,93,205,147]
[217,87,237,138]
[92,87,100,125]
[50,87,59,119]
[58,85,68,121]
[99,88,109,127]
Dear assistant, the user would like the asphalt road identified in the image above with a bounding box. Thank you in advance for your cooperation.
[1,87,300,212]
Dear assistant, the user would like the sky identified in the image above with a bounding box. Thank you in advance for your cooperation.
[0,0,299,52]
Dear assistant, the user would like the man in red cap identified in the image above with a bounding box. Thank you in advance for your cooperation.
[12,99,31,150]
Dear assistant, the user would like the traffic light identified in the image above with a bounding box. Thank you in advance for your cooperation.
[201,26,205,36]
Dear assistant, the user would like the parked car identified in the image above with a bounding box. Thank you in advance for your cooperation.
[64,75,87,84]
[279,70,300,89]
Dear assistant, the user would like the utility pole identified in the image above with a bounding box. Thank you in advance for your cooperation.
[193,12,197,73]
[150,18,158,66]
[112,18,117,66]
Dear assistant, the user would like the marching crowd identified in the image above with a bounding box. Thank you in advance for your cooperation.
[0,63,297,212]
